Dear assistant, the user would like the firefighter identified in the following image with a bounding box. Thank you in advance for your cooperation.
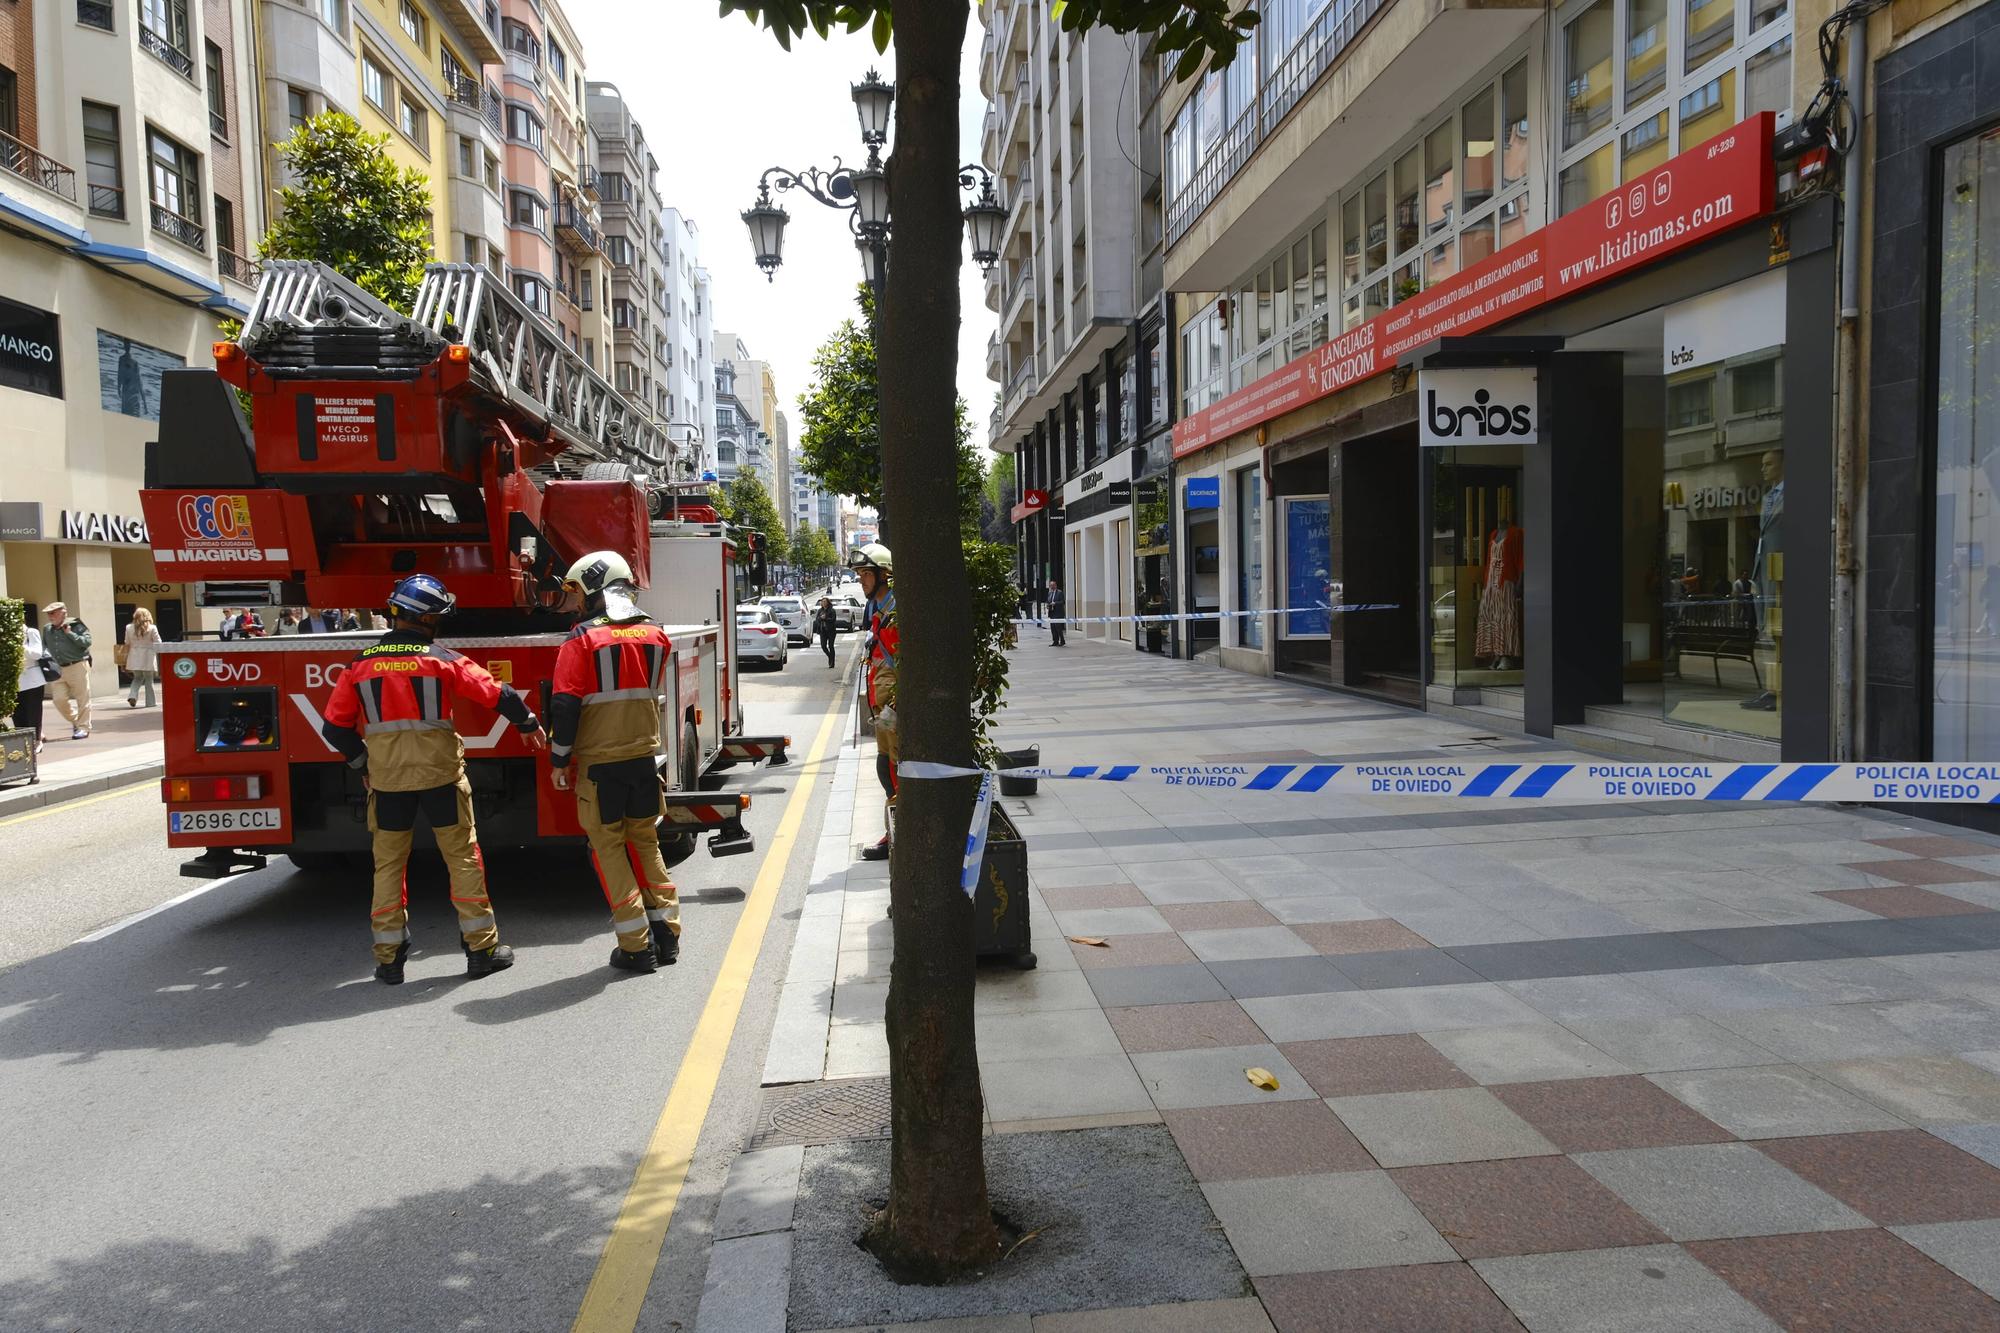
[321,574,545,985]
[549,551,682,973]
[850,543,898,861]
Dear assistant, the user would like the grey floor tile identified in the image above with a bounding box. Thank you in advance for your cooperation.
[1752,957,1940,1004]
[1423,1023,1629,1084]
[1051,905,1173,937]
[1705,1004,1936,1063]
[1790,917,1968,959]
[1646,1064,1908,1139]
[1237,872,1348,901]
[1201,1170,1456,1275]
[1181,925,1316,963]
[1032,863,1136,889]
[1868,997,2000,1051]
[975,1007,1124,1062]
[1930,1123,2000,1169]
[1134,877,1254,906]
[1624,965,1817,1011]
[695,1231,791,1333]
[1363,982,1549,1035]
[1205,955,1354,1000]
[1471,1244,1780,1333]
[972,970,1099,1015]
[980,1052,1153,1122]
[1331,947,1487,990]
[1810,1055,2000,1124]
[1447,938,1624,983]
[1240,990,1404,1043]
[1672,925,1856,966]
[1129,1042,1316,1110]
[1260,892,1377,924]
[1386,907,1547,948]
[1328,1086,1558,1166]
[829,980,890,1026]
[1560,1014,1779,1073]
[1615,899,1778,934]
[1572,932,1732,975]
[1573,1143,1870,1240]
[1085,963,1231,1008]
[1891,1219,2000,1299]
[1501,974,1680,1024]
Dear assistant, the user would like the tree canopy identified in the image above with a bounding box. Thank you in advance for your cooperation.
[712,472,791,564]
[260,112,435,310]
[790,522,841,575]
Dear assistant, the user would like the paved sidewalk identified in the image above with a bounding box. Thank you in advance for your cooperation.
[706,638,2000,1332]
[0,692,165,815]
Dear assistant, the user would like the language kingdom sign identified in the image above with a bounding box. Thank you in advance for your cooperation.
[1172,113,1776,458]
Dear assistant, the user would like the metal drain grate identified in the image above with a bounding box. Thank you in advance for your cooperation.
[747,1076,894,1149]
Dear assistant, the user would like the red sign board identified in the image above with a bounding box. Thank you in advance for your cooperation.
[1172,113,1775,458]
[1011,488,1051,522]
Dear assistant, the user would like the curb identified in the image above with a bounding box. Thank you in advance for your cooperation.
[0,760,164,819]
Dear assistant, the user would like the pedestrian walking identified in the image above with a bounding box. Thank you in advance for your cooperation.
[124,608,162,708]
[1047,579,1067,647]
[273,608,304,635]
[14,617,48,754]
[319,574,545,985]
[40,602,92,739]
[549,552,683,973]
[813,597,838,667]
[850,544,898,861]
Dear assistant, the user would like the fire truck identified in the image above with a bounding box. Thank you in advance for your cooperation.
[139,260,788,878]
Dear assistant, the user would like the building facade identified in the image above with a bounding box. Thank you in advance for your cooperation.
[1,0,267,688]
[980,0,1175,649]
[1148,0,1820,766]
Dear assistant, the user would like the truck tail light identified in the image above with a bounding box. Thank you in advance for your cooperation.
[162,774,264,802]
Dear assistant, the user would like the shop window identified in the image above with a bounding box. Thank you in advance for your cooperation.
[82,101,124,219]
[1429,453,1527,688]
[1235,465,1264,649]
[1745,36,1792,119]
[1678,69,1735,141]
[1563,0,1614,149]
[1363,172,1388,272]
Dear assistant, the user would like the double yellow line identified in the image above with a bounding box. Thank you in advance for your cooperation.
[571,658,855,1332]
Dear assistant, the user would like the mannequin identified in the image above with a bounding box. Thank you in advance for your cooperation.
[1740,451,1783,711]
[1476,488,1524,667]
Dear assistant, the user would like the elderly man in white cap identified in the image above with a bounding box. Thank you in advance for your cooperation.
[41,602,94,739]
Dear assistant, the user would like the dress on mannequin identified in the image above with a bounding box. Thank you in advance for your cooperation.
[1475,524,1524,661]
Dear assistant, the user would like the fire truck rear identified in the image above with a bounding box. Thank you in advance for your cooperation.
[140,261,785,877]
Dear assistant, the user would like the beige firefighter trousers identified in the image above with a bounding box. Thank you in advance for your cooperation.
[366,776,499,963]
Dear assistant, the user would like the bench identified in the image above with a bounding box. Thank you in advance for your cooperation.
[1666,597,1763,689]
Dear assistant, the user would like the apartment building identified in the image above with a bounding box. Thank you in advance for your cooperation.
[979,0,1175,648]
[713,330,780,496]
[651,208,715,477]
[1153,0,1821,765]
[0,0,266,686]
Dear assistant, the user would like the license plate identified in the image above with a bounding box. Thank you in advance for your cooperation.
[170,806,283,834]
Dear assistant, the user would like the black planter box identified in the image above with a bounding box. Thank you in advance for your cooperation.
[0,726,38,788]
[972,804,1034,969]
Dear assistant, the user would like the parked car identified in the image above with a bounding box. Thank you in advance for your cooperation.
[758,595,810,645]
[828,592,867,632]
[736,604,788,668]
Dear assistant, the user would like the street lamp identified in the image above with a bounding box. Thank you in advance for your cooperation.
[744,71,1004,300]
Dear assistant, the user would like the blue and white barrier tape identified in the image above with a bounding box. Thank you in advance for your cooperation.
[1014,602,1398,626]
[898,760,2000,805]
[959,771,996,898]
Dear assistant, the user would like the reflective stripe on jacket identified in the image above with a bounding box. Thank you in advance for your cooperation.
[321,633,526,791]
[549,615,672,767]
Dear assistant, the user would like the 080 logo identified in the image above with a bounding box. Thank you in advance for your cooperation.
[177,494,256,544]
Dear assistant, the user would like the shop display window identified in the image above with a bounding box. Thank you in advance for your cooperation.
[1428,451,1528,690]
[1932,128,2000,761]
[1235,465,1265,649]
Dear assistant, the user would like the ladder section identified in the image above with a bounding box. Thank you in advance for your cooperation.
[413,263,673,473]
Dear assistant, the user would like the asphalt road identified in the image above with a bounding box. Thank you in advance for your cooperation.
[0,631,860,1332]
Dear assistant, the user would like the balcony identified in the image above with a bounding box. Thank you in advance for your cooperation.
[580,163,600,199]
[140,24,195,80]
[444,72,504,136]
[150,201,206,252]
[218,247,258,284]
[209,108,228,140]
[0,131,79,204]
[77,0,114,31]
[88,182,124,218]
[555,199,601,255]
[1165,0,1540,291]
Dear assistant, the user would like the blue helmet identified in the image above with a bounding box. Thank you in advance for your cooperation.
[387,573,456,619]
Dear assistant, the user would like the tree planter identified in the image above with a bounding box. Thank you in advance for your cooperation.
[996,745,1038,797]
[972,804,1034,969]
[0,727,38,788]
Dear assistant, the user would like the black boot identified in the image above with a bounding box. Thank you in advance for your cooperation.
[465,943,514,978]
[860,835,890,862]
[611,944,659,973]
[655,930,680,966]
[374,940,409,986]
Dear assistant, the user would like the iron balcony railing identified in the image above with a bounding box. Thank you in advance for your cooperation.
[0,131,79,203]
[218,247,258,284]
[209,109,228,139]
[1164,0,1388,247]
[444,72,503,136]
[77,0,114,30]
[579,163,600,198]
[150,201,206,251]
[88,181,124,217]
[140,24,195,79]
[555,199,601,254]
[1005,356,1036,398]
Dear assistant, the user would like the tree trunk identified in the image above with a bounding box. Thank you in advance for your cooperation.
[866,0,1000,1282]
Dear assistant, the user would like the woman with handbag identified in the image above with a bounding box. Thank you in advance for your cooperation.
[15,619,50,754]
[125,608,162,708]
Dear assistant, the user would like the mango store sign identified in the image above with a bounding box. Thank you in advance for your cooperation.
[61,509,150,545]
[1172,113,1776,458]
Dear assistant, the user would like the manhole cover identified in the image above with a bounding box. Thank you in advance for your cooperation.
[748,1076,894,1149]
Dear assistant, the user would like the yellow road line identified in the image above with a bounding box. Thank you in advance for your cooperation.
[572,657,856,1333]
[0,781,152,828]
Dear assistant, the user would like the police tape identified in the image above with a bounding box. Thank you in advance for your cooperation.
[896,760,2000,805]
[959,771,996,898]
[1014,603,1399,626]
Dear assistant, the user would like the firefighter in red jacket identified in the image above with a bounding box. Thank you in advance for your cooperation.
[851,543,898,861]
[549,551,681,973]
[321,573,545,985]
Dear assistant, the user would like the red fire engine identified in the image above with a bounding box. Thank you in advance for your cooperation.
[139,260,787,878]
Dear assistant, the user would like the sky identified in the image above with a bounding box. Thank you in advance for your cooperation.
[563,1,993,460]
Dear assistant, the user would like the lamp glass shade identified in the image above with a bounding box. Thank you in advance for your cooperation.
[851,164,890,230]
[963,193,1006,271]
[851,70,895,144]
[855,236,886,288]
[741,199,789,277]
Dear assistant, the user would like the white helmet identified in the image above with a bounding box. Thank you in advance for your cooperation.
[563,550,635,597]
[847,542,893,575]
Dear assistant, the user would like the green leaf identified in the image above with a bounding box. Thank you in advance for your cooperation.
[871,7,890,53]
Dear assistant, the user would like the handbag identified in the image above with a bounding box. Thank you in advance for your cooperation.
[38,654,60,683]
[114,642,129,669]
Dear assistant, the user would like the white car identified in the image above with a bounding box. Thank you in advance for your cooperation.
[758,595,810,645]
[828,592,867,632]
[736,604,788,668]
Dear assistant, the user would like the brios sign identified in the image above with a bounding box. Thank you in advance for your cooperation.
[1418,367,1540,447]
